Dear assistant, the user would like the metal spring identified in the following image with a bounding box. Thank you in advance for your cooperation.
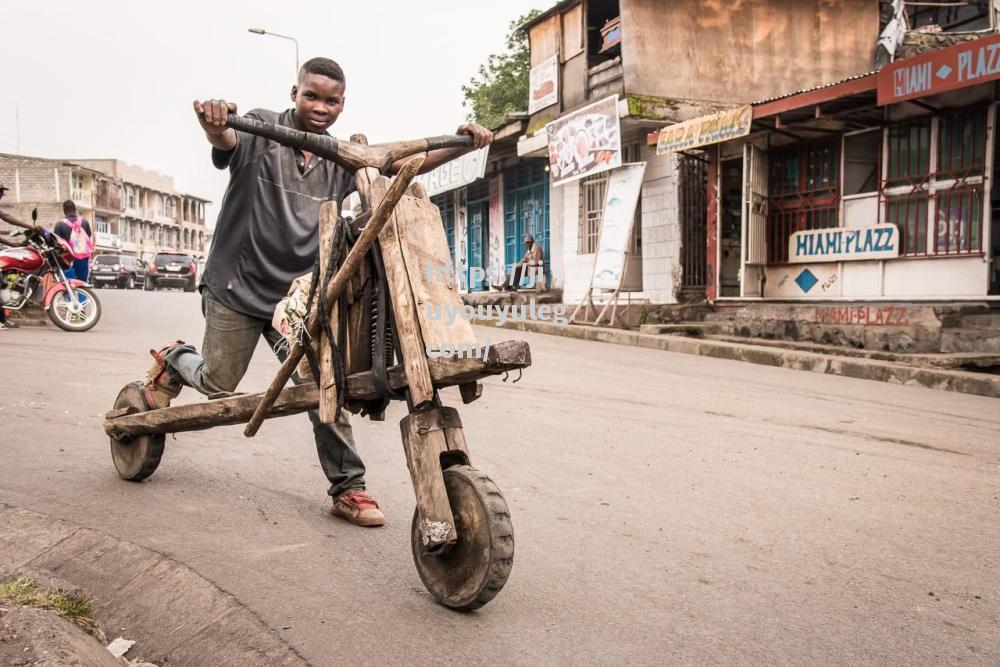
[384,324,394,367]
[370,285,379,365]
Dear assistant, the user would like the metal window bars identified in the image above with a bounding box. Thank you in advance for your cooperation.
[881,106,987,257]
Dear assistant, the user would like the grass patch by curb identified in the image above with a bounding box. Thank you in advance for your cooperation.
[0,577,100,637]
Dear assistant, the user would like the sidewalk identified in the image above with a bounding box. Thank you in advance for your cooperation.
[0,504,305,666]
[485,317,1000,399]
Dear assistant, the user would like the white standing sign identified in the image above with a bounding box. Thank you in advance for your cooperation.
[591,163,646,290]
[412,147,489,198]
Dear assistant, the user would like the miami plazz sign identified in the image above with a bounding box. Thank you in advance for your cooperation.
[878,33,1000,105]
[789,224,899,264]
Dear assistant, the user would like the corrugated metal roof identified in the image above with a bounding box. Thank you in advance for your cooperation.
[750,70,879,106]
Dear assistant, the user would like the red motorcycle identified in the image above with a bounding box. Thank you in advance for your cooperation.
[0,209,102,332]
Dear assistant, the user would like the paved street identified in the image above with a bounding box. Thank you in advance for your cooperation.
[1,289,998,665]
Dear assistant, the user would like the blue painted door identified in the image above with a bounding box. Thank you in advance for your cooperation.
[431,193,456,264]
[503,161,550,286]
[467,200,488,291]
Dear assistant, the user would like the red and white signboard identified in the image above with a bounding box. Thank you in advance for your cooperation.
[529,55,559,115]
[878,33,1000,106]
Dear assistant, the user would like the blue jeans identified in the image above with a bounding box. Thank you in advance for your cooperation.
[64,258,90,282]
[164,289,366,497]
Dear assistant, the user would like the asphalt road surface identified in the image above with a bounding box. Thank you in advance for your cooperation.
[1,290,998,665]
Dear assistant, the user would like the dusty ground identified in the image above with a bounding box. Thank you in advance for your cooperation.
[0,606,118,667]
[0,289,998,665]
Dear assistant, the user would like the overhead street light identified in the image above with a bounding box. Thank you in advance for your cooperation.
[247,27,300,74]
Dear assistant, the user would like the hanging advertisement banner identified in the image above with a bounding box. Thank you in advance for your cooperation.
[546,95,622,186]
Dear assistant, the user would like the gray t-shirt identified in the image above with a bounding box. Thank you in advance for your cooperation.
[202,108,355,320]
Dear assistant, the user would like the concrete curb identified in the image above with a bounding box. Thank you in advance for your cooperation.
[487,318,1000,399]
[0,504,307,667]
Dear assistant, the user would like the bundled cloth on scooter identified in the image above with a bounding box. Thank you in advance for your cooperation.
[271,272,316,381]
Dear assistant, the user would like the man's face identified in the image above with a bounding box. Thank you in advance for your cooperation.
[524,237,533,248]
[291,73,345,134]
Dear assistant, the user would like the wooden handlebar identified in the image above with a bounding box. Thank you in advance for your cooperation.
[225,115,472,173]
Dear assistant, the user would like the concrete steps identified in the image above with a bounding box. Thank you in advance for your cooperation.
[959,313,1000,330]
[707,334,1000,370]
[639,322,726,337]
[941,327,1000,354]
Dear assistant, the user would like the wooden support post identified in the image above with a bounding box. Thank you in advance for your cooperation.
[318,202,339,423]
[400,412,456,550]
[399,407,473,552]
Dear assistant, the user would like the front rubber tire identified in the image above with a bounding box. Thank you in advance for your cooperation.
[411,465,514,611]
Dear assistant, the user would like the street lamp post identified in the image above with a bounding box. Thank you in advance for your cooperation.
[248,27,300,75]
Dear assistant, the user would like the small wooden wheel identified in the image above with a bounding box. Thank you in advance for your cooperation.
[411,465,514,611]
[109,382,165,482]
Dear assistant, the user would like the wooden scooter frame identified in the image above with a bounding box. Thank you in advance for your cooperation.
[103,116,530,610]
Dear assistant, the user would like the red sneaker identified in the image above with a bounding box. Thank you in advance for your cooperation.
[330,490,385,527]
[143,340,184,409]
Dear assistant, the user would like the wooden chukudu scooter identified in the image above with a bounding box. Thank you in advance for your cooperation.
[103,115,531,610]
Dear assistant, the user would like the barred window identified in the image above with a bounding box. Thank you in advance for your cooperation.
[883,106,987,256]
[578,171,608,254]
[577,142,643,255]
[767,139,840,263]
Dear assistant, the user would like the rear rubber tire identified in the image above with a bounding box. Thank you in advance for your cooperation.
[411,465,514,611]
[109,382,165,481]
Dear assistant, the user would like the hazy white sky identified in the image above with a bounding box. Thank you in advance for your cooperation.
[0,0,547,225]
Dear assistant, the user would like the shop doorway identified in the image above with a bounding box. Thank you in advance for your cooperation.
[991,117,1000,295]
[718,157,743,297]
[679,153,708,299]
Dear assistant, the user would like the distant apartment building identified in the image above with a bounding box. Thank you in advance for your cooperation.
[0,153,210,262]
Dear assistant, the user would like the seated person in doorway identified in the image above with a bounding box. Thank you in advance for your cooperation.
[506,234,544,292]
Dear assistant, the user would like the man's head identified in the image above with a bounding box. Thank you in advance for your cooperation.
[0,180,6,201]
[63,200,77,217]
[291,57,346,134]
[523,234,534,248]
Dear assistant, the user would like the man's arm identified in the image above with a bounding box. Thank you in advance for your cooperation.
[387,122,493,176]
[193,99,238,152]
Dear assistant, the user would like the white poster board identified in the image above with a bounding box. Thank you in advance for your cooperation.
[591,162,646,290]
[528,54,559,115]
[411,147,489,197]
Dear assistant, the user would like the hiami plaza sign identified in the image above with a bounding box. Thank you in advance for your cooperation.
[789,224,899,264]
[878,32,1000,105]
